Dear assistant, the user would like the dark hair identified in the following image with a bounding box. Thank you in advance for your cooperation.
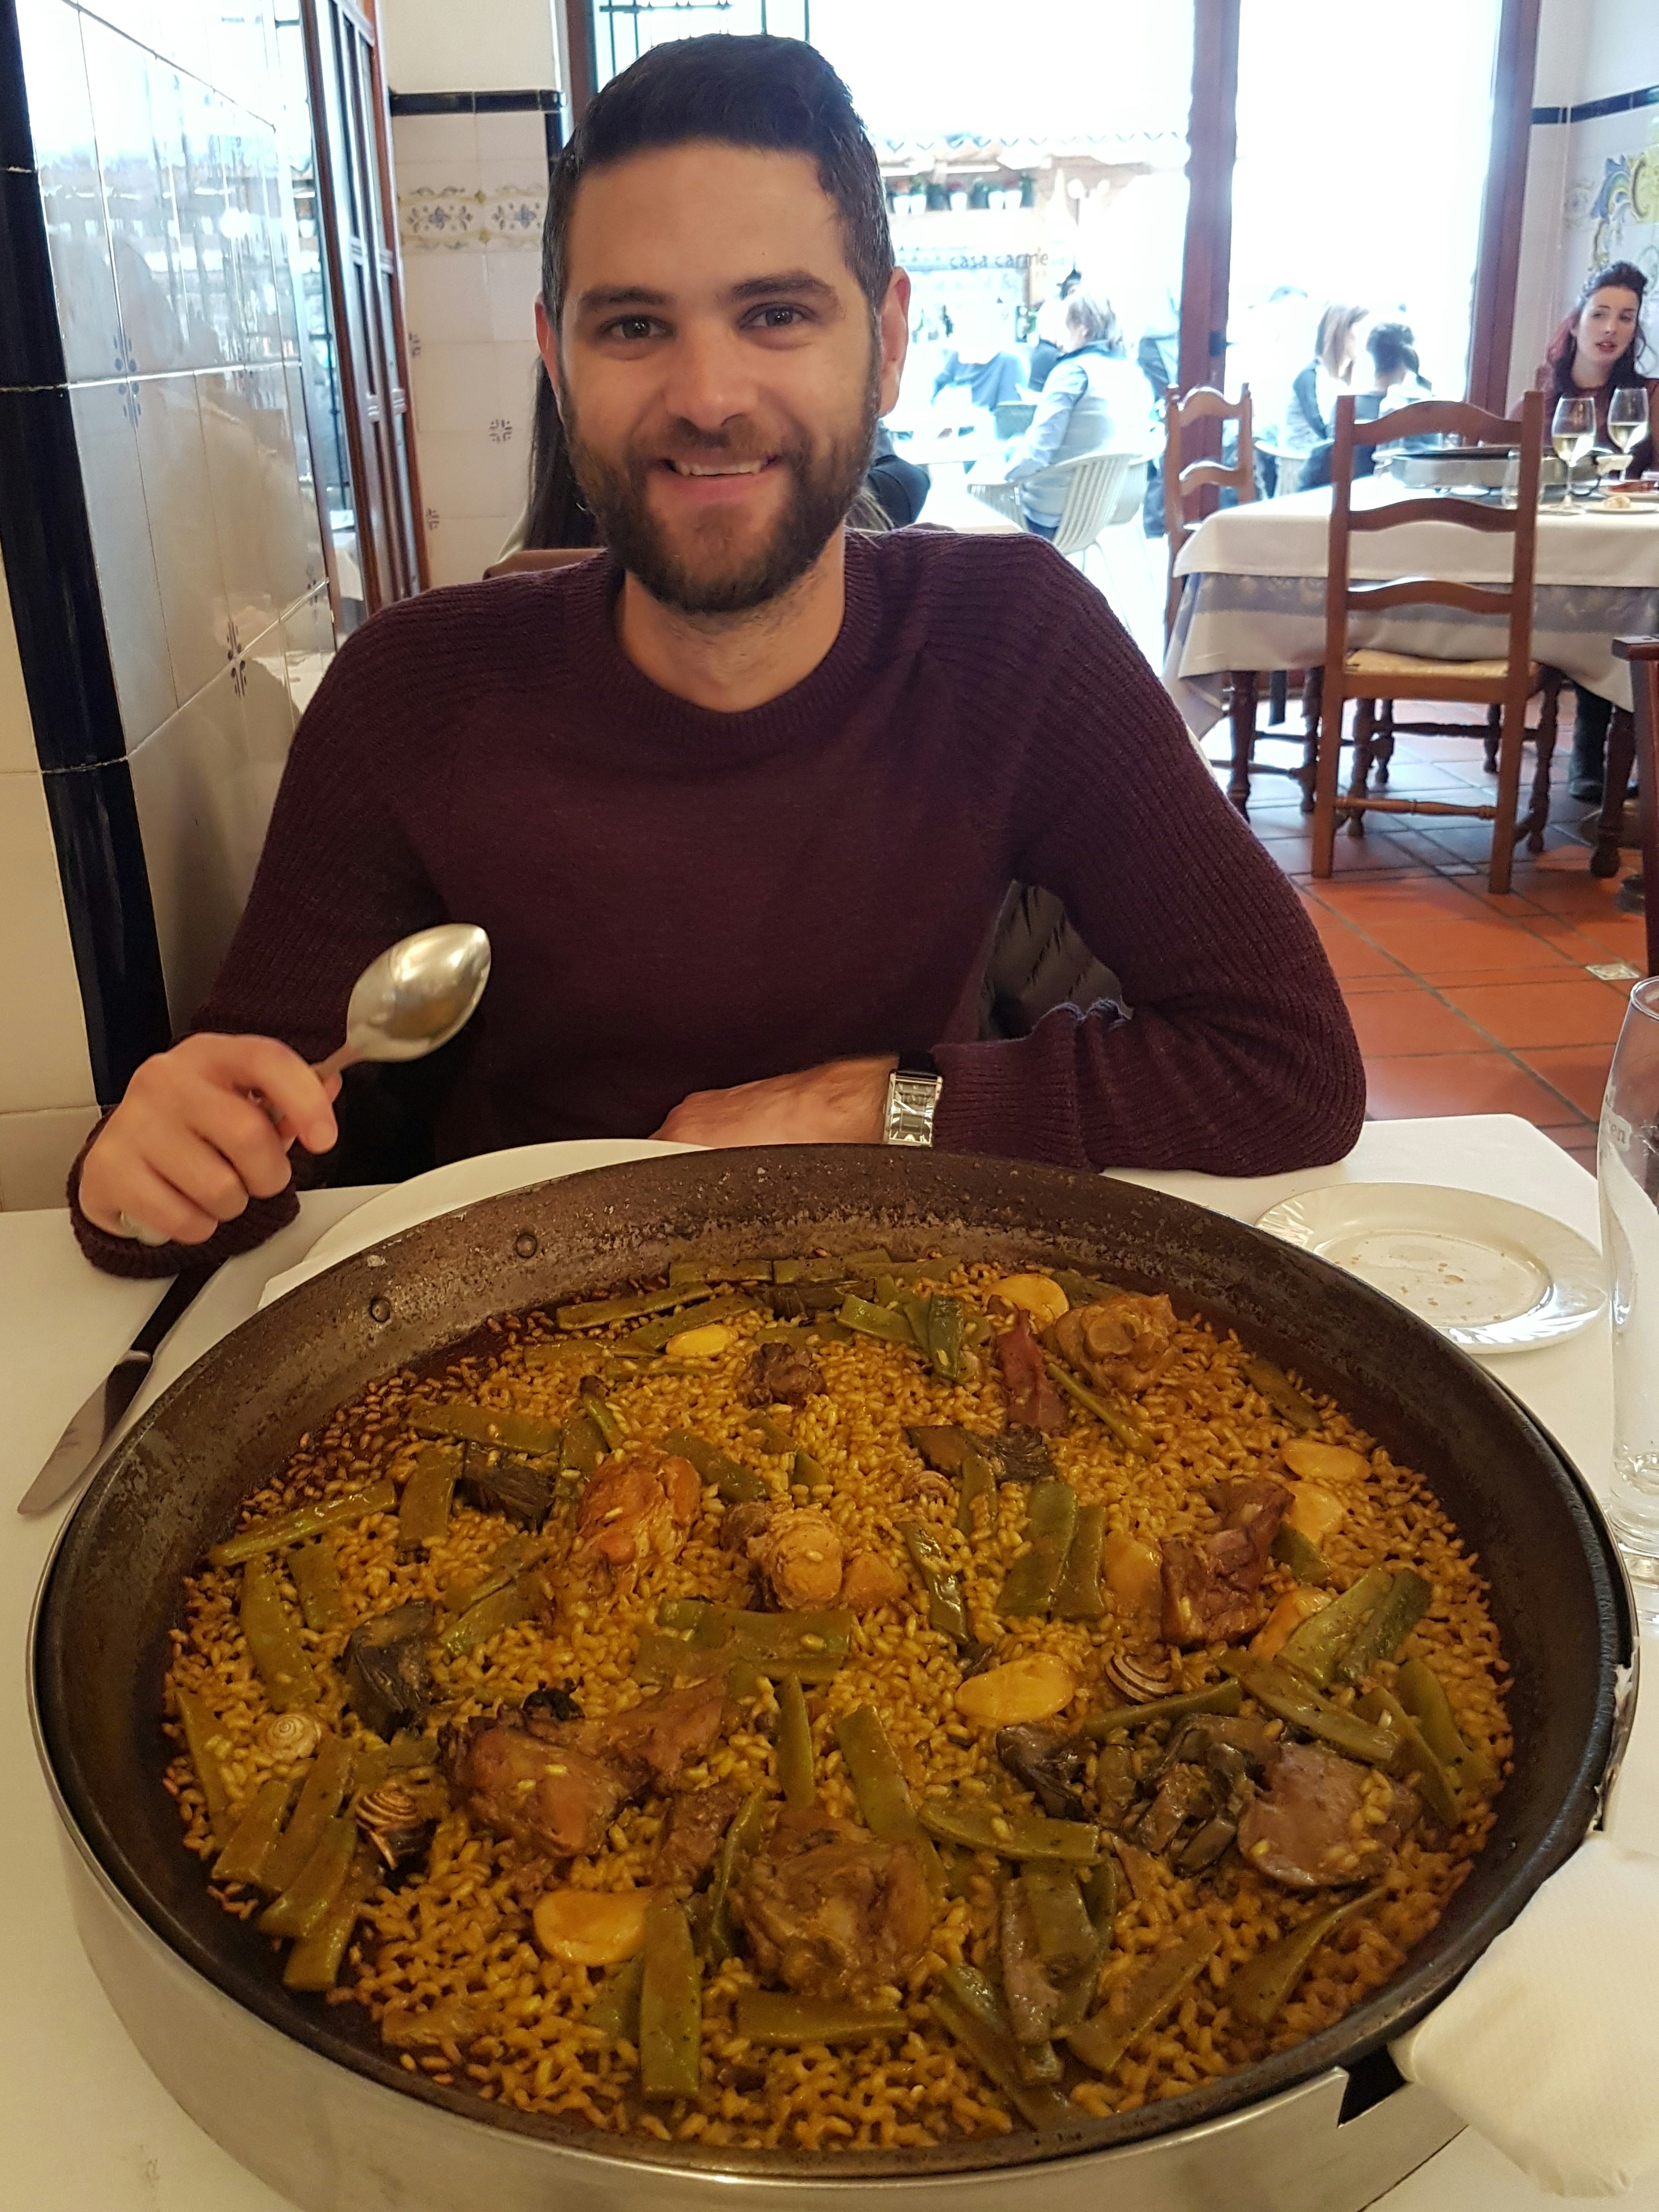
[540,35,893,325]
[1545,261,1650,392]
[1366,319,1419,380]
[524,362,597,549]
[1314,302,1367,380]
[1065,288,1122,351]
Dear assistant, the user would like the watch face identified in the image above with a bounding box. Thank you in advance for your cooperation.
[884,1071,942,1147]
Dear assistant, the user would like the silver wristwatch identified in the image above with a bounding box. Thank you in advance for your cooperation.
[883,1052,943,1147]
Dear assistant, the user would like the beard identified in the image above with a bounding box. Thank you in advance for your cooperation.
[562,355,880,617]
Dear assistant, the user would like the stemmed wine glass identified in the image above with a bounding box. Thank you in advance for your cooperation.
[1609,387,1650,483]
[1601,979,1659,1623]
[1551,395,1595,508]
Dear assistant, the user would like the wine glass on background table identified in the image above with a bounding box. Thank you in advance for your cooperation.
[1552,395,1595,507]
[1600,979,1659,1624]
[1609,387,1649,482]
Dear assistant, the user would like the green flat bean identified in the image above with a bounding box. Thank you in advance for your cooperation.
[900,1521,971,1641]
[919,1797,1100,1865]
[215,1774,302,1888]
[1220,1653,1401,1770]
[586,1398,626,1451]
[777,1674,815,1810]
[437,1570,540,1655]
[747,1412,794,1455]
[1053,1859,1117,2034]
[1396,1659,1498,1798]
[736,1992,909,2046]
[1042,1357,1152,1456]
[1068,1924,1220,2076]
[208,1480,397,1568]
[557,1282,713,1329]
[835,1706,947,1890]
[241,1555,318,1711]
[1023,1863,1096,1977]
[621,1292,757,1354]
[258,1814,356,1940]
[1229,1890,1379,2029]
[174,1686,234,1844]
[926,1297,967,1383]
[397,1443,459,1551]
[657,1600,854,1679]
[1270,1524,1332,1587]
[703,1789,766,1967]
[791,1448,831,1496]
[1053,1502,1107,1620]
[669,1259,773,1286]
[262,1732,354,1896]
[929,1975,1071,2129]
[1239,1356,1319,1432]
[838,1294,917,1346]
[1355,1688,1461,1826]
[283,1843,381,1991]
[587,1954,645,2042]
[1276,1566,1394,1687]
[288,1538,347,1633]
[1051,1269,1125,1307]
[998,1480,1078,1616]
[409,1402,562,1458]
[1084,1680,1242,1737]
[956,1433,996,1539]
[1333,1570,1433,1685]
[661,1430,769,1505]
[639,1899,702,2099]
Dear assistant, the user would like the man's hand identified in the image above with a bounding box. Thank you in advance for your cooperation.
[79,1034,341,1246]
[654,1055,896,1149]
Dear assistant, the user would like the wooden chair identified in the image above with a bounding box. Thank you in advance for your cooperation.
[1312,389,1563,895]
[1163,383,1255,642]
[1603,638,1659,974]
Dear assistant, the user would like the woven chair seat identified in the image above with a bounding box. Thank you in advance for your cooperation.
[1344,649,1536,684]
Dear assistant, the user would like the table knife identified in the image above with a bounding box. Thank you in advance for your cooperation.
[17,1275,201,1516]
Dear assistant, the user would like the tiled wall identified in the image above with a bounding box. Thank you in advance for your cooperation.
[392,105,548,584]
[0,0,337,1202]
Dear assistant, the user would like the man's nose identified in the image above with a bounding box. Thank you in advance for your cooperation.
[659,321,760,433]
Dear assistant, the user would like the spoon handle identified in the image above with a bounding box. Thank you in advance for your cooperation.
[312,1046,357,1084]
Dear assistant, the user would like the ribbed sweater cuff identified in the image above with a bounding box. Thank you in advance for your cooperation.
[932,1028,1087,1167]
[66,1115,302,1278]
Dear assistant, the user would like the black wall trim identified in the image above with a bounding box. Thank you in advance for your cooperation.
[0,3,171,1100]
[388,88,562,115]
[1532,82,1659,125]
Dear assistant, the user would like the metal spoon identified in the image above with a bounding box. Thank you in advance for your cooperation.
[117,925,491,1245]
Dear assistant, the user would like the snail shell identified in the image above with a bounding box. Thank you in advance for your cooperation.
[257,1710,322,1761]
[353,1783,435,1871]
[1105,1650,1176,1704]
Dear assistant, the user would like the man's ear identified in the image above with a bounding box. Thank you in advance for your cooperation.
[877,268,912,419]
[534,296,565,416]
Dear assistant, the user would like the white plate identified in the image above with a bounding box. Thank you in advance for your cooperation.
[1254,1182,1604,1353]
[257,1139,702,1309]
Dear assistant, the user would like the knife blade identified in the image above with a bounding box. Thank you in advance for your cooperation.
[18,1274,202,1516]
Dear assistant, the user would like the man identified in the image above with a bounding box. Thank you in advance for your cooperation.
[74,35,1362,1273]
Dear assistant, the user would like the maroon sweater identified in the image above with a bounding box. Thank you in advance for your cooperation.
[72,530,1363,1275]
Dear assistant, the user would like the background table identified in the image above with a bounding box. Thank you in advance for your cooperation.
[1165,480,1659,737]
[3,1119,1653,2209]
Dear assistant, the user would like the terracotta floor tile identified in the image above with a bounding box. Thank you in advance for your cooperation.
[1302,917,1408,981]
[1436,977,1630,1049]
[1346,988,1491,1058]
[1512,1043,1615,1120]
[1308,875,1490,924]
[1363,1052,1574,1122]
[1372,920,1578,975]
[1343,972,1421,995]
[1415,964,1593,990]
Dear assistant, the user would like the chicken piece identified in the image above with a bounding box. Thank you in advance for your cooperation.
[592,1675,731,1788]
[1237,1742,1420,1891]
[996,1319,1069,1433]
[1160,1478,1291,1646]
[734,1808,933,2001]
[442,1717,634,1859]
[900,1468,953,1506]
[839,1551,907,1615]
[721,1499,777,1554]
[575,1445,700,1579]
[748,1506,845,1611]
[1053,1294,1178,1396]
[653,1782,745,1894]
[745,1341,825,1407]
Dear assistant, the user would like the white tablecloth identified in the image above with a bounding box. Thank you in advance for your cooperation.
[1165,482,1659,734]
[2,1118,1653,2210]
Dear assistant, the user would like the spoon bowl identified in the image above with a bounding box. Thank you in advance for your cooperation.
[317,924,492,1079]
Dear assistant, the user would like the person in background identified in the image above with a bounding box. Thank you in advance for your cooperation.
[1027,269,1081,392]
[1297,320,1433,491]
[1284,301,1367,451]
[930,306,1026,413]
[1539,262,1657,801]
[1001,289,1143,539]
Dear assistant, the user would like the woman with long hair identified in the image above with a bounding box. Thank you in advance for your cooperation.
[1540,262,1657,799]
[1284,301,1368,451]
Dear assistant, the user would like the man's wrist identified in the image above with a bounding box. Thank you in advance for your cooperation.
[883,1050,943,1147]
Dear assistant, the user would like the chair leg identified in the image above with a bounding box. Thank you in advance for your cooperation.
[1344,698,1375,839]
[1482,705,1500,775]
[1312,683,1344,877]
[1227,669,1258,817]
[1300,668,1322,814]
[1488,696,1528,896]
[1268,669,1289,726]
[1526,674,1562,855]
[1592,709,1637,878]
[1374,700,1395,785]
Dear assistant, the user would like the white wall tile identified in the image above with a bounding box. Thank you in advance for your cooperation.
[0,539,40,777]
[495,337,542,430]
[0,1105,101,1211]
[378,0,555,96]
[402,248,492,348]
[128,667,267,1028]
[17,0,123,385]
[390,112,480,172]
[415,426,524,523]
[197,367,280,647]
[423,512,517,588]
[483,246,541,343]
[0,770,97,1114]
[477,109,547,191]
[69,379,176,751]
[133,370,232,705]
[410,339,502,436]
[281,587,336,720]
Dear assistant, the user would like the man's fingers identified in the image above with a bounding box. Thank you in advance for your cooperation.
[87,1157,222,1246]
[201,1036,338,1154]
[190,1089,307,1200]
[135,1124,261,1223]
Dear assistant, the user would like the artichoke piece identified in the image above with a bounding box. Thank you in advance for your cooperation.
[460,1446,554,1528]
[343,1601,436,1739]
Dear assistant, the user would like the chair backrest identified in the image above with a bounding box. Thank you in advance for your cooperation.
[1322,388,1544,715]
[1611,635,1659,977]
[1051,451,1144,556]
[483,547,599,579]
[1163,384,1254,637]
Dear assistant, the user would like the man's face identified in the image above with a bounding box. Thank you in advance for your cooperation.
[542,143,909,616]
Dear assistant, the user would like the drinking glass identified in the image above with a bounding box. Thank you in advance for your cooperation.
[1609,387,1649,481]
[1551,395,1595,506]
[1600,978,1659,1621]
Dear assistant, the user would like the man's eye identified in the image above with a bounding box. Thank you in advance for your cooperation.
[607,317,657,341]
[752,305,805,329]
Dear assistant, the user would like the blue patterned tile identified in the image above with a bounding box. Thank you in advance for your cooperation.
[70,378,175,747]
[83,18,191,375]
